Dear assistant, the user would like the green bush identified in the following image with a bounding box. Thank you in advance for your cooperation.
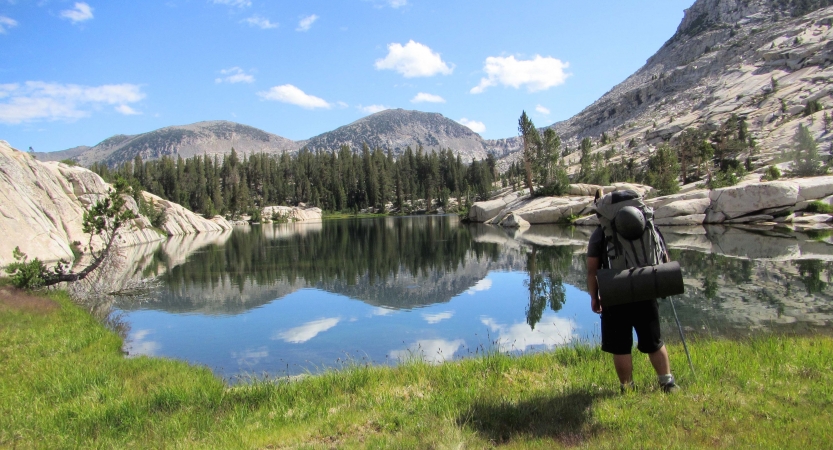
[249,208,262,224]
[4,247,48,290]
[761,165,781,181]
[138,196,166,229]
[804,200,833,214]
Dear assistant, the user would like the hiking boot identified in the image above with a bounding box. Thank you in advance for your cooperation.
[660,380,680,393]
[659,374,679,393]
[620,381,635,394]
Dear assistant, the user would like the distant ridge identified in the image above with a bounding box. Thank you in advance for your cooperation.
[303,109,492,162]
[38,121,297,167]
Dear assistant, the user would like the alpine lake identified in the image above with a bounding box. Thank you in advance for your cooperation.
[109,216,833,382]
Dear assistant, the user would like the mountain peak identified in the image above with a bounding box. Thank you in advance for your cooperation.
[305,108,489,161]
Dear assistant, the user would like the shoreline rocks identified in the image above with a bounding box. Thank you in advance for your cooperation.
[0,141,232,267]
[469,177,833,229]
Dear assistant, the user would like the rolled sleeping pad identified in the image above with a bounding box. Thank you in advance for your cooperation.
[596,261,684,307]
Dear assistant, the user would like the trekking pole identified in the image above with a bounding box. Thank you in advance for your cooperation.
[668,296,695,377]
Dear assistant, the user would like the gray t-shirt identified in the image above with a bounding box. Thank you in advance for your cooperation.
[587,227,608,268]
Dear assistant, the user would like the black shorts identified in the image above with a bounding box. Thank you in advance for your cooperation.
[600,299,663,355]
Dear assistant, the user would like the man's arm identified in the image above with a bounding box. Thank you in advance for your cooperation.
[587,256,602,313]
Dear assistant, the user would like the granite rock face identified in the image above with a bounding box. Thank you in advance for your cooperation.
[0,141,229,268]
[468,176,833,229]
[496,1,833,178]
[261,205,323,222]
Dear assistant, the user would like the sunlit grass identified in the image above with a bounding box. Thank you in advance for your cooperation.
[1,290,831,448]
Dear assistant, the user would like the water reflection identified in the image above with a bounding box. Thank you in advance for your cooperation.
[110,217,833,380]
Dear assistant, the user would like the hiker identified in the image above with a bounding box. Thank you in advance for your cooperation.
[586,189,679,393]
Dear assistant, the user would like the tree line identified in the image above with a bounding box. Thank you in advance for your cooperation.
[90,144,497,217]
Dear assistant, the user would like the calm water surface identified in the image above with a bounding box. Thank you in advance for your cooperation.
[115,216,833,381]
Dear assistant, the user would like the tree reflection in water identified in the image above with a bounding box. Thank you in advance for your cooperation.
[524,246,573,329]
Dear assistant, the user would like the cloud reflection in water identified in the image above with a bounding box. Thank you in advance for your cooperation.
[390,339,465,364]
[481,316,577,351]
[125,329,161,356]
[273,317,341,343]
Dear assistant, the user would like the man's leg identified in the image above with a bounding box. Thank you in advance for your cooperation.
[613,353,633,384]
[648,345,670,376]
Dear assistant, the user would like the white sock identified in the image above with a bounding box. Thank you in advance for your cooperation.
[658,374,674,385]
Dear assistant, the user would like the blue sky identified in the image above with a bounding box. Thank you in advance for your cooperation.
[0,0,694,153]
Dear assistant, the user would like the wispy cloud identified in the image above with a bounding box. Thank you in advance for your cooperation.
[458,118,486,134]
[60,2,94,23]
[366,0,408,9]
[232,347,268,366]
[0,81,145,124]
[243,15,278,29]
[212,0,251,7]
[471,55,570,94]
[371,307,397,316]
[422,311,453,324]
[215,67,255,84]
[375,40,453,78]
[124,329,160,357]
[273,317,340,343]
[390,339,464,364]
[536,105,550,115]
[358,104,388,114]
[411,92,445,103]
[481,316,577,351]
[465,278,492,294]
[258,84,331,109]
[0,16,18,34]
[115,104,141,115]
[296,14,318,31]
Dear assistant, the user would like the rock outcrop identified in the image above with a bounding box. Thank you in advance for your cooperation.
[261,205,323,222]
[469,176,833,230]
[0,141,230,267]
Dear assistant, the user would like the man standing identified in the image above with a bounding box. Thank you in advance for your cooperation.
[587,224,679,393]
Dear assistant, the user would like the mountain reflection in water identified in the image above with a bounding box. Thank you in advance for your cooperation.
[113,217,833,379]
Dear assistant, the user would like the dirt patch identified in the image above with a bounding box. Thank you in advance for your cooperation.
[0,287,59,314]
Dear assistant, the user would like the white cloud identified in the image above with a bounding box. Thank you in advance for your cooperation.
[258,84,331,109]
[232,347,268,366]
[212,0,251,7]
[375,40,453,78]
[422,311,453,324]
[470,55,570,94]
[115,104,141,115]
[390,339,464,364]
[215,67,255,84]
[243,15,278,29]
[336,101,349,108]
[0,16,18,34]
[481,316,577,352]
[458,118,486,134]
[536,105,551,115]
[60,2,93,23]
[0,81,145,124]
[296,14,318,31]
[358,104,388,114]
[273,317,340,343]
[371,307,397,316]
[366,0,407,8]
[124,329,160,357]
[411,92,445,103]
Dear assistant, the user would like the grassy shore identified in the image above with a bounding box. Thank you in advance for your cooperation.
[1,289,832,449]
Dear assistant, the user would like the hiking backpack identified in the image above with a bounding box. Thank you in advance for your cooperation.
[594,190,667,270]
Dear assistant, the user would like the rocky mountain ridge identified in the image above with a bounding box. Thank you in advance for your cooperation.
[35,0,833,175]
[516,0,833,173]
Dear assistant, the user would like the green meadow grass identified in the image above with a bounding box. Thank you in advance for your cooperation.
[1,290,831,449]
